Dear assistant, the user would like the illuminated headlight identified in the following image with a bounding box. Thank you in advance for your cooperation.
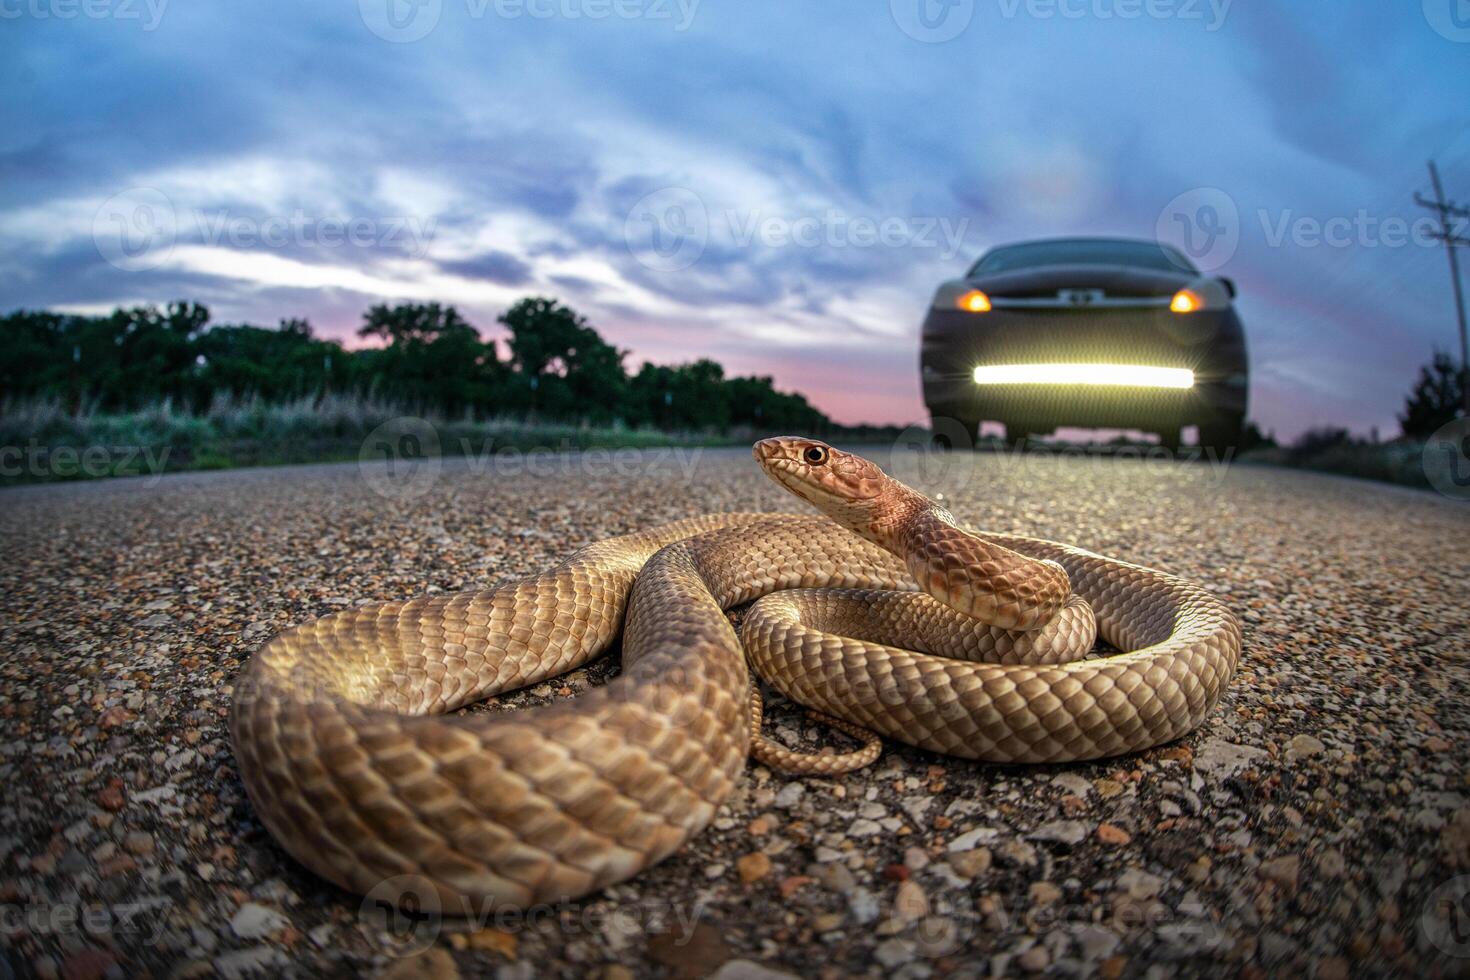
[957,289,991,313]
[1170,288,1203,313]
[972,363,1195,389]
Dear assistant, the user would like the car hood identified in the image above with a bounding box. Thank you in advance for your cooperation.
[968,263,1195,299]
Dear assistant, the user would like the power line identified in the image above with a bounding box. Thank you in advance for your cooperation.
[1413,159,1470,416]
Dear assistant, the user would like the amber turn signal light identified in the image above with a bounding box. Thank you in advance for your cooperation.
[957,290,991,313]
[1170,289,1203,313]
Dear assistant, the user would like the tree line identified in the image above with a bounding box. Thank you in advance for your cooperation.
[7,294,1457,443]
[0,298,839,434]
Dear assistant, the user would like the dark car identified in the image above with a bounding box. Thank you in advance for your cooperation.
[919,237,1249,452]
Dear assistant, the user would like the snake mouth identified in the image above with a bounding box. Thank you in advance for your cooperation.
[759,456,804,491]
[760,457,848,513]
[752,438,787,465]
[753,439,800,483]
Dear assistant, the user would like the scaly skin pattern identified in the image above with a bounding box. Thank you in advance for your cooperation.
[756,589,1097,667]
[229,439,1242,908]
[741,530,1241,763]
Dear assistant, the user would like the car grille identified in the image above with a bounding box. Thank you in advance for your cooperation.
[919,305,1245,429]
[922,307,1217,371]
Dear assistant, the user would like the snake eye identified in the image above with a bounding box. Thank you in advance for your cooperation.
[803,446,828,465]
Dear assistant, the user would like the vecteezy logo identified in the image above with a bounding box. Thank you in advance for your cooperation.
[887,419,976,494]
[890,0,974,42]
[359,0,442,42]
[1156,187,1240,273]
[360,417,443,500]
[1421,875,1470,958]
[623,187,708,273]
[359,875,444,954]
[1423,417,1470,501]
[93,187,176,272]
[1423,0,1470,42]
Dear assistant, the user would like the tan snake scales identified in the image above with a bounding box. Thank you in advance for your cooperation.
[230,438,1242,908]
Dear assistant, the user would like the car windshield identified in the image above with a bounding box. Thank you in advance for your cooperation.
[971,240,1195,275]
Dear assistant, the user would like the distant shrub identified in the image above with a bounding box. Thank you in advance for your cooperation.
[1286,427,1357,466]
[1241,421,1276,451]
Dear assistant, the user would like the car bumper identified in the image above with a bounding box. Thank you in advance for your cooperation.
[920,305,1248,432]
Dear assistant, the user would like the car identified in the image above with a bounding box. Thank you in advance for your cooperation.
[919,236,1249,453]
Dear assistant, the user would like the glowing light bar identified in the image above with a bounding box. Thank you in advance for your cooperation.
[973,363,1195,389]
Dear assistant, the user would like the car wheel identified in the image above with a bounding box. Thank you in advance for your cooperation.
[956,418,981,450]
[929,416,977,451]
[999,422,1029,451]
[1198,413,1246,457]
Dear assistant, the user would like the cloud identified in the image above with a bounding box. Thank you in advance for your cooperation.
[436,250,533,285]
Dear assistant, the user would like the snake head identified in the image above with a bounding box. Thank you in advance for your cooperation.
[753,437,889,526]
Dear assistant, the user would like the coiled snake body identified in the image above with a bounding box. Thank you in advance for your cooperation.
[230,438,1241,908]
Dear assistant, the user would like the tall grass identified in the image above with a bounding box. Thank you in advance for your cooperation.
[1240,438,1436,491]
[0,395,743,485]
[10,395,1447,494]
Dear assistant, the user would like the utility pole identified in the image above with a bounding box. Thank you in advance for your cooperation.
[1414,160,1470,416]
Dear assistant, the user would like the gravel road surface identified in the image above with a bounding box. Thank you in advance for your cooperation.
[4,446,1469,979]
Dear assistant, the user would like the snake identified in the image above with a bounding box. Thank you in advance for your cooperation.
[229,437,1242,910]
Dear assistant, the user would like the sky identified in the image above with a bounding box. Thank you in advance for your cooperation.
[3,0,1469,439]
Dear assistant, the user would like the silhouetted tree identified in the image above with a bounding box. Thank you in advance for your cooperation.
[499,298,589,375]
[0,310,71,400]
[627,360,732,431]
[358,302,471,346]
[497,297,627,422]
[356,303,508,415]
[57,302,212,409]
[195,318,345,406]
[1399,349,1466,439]
[727,374,826,432]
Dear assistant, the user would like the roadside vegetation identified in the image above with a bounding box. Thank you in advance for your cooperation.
[1240,351,1467,492]
[0,298,841,430]
[0,298,904,485]
[0,395,769,484]
[2,299,1463,493]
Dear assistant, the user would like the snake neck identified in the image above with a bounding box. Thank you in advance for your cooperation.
[855,475,1072,632]
[777,467,1071,631]
[860,475,946,551]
